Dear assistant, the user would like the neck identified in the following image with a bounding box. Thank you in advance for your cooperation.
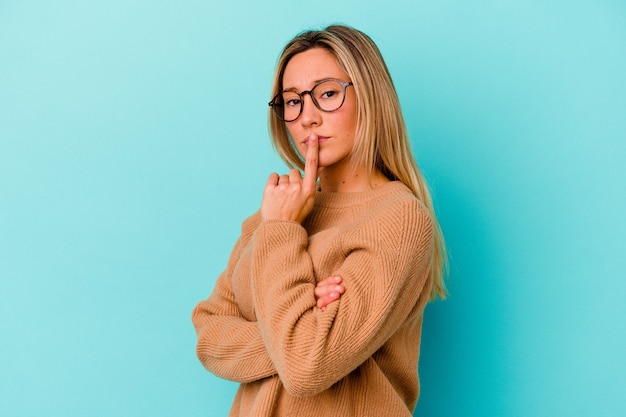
[319,163,390,193]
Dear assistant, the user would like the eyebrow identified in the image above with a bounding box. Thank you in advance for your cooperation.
[282,78,337,93]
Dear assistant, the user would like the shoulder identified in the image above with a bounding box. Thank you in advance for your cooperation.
[343,182,433,249]
[379,189,431,245]
[369,182,432,231]
[367,185,434,274]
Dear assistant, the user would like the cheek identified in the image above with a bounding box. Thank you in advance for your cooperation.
[335,99,358,135]
[286,125,306,156]
[334,111,357,141]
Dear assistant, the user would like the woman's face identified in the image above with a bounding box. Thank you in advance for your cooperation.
[281,48,358,170]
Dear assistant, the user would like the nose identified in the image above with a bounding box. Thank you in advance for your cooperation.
[299,93,321,127]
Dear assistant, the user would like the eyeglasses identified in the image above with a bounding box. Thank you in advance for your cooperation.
[268,79,354,122]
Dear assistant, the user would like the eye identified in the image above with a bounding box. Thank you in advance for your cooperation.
[282,92,301,108]
[319,88,339,100]
[285,98,301,107]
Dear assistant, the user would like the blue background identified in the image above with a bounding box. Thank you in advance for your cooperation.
[1,1,624,416]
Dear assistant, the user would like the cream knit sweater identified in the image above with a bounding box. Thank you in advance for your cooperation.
[192,181,434,416]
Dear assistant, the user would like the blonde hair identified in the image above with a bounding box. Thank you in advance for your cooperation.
[268,25,448,300]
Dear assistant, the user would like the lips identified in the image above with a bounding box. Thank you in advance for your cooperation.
[304,135,329,145]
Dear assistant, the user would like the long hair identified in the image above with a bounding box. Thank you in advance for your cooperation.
[268,25,447,300]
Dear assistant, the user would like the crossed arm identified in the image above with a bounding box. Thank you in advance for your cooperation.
[192,135,430,393]
[192,201,431,393]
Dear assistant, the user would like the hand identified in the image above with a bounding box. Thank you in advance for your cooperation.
[315,276,345,312]
[261,134,321,223]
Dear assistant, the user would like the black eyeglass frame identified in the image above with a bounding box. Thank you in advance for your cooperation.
[268,79,354,122]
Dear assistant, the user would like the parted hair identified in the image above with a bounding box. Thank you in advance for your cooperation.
[268,25,447,300]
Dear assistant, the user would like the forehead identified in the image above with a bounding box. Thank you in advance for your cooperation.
[282,48,348,89]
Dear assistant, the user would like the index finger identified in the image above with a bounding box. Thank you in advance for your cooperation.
[303,134,319,190]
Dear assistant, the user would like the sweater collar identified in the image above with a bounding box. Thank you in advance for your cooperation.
[314,181,411,208]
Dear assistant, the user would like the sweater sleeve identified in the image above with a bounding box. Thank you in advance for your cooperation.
[191,213,277,383]
[249,199,433,397]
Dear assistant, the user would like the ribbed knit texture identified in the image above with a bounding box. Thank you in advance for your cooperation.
[192,181,434,417]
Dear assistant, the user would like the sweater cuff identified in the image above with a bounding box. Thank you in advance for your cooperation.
[253,219,309,254]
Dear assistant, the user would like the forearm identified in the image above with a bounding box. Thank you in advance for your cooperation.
[192,301,276,383]
[191,211,276,383]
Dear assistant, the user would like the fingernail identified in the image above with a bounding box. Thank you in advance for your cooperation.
[330,292,337,298]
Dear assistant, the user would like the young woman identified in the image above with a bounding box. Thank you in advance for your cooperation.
[192,25,447,416]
